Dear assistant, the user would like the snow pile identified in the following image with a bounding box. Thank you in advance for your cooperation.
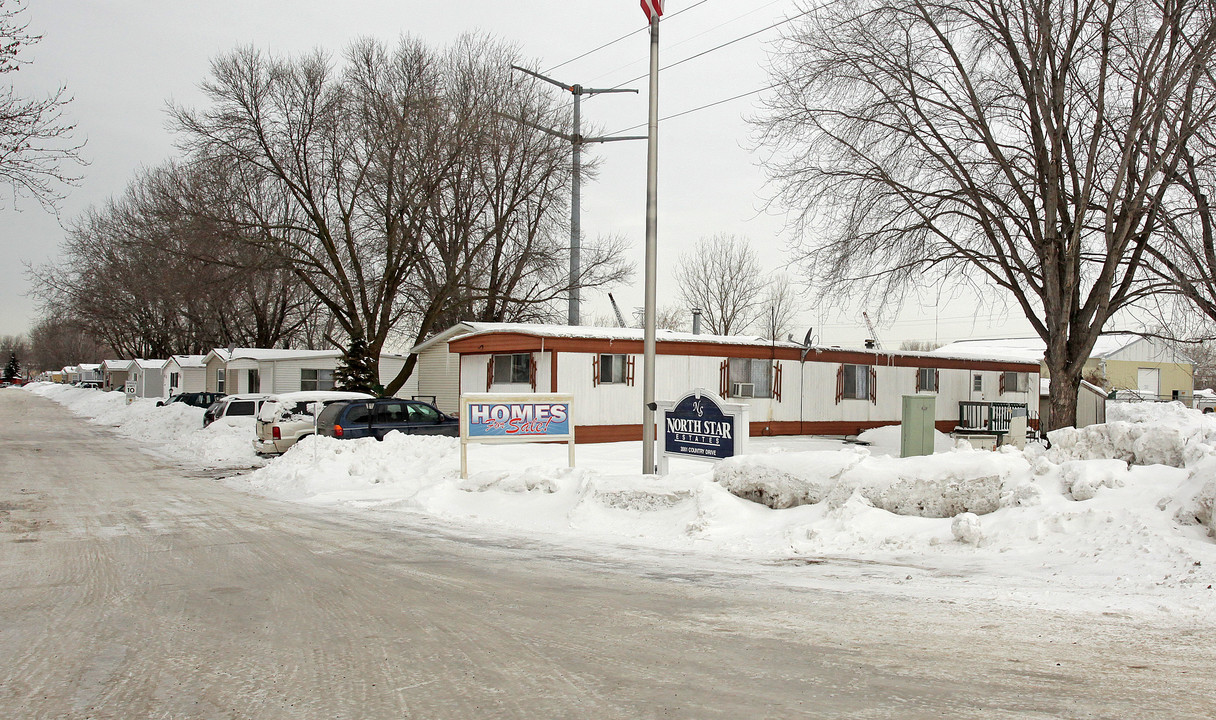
[1047,401,1216,467]
[27,383,261,469]
[714,445,1037,517]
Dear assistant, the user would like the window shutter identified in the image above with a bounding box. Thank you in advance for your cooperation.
[486,356,493,391]
[934,369,939,393]
[869,366,877,405]
[773,361,782,402]
[529,353,537,391]
[627,356,636,386]
[720,359,729,397]
[592,355,600,388]
[915,368,922,392]
[835,364,844,404]
[999,372,1006,395]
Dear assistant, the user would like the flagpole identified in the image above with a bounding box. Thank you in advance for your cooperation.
[641,9,660,475]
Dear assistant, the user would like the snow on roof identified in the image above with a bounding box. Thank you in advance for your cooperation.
[131,358,167,370]
[101,359,128,370]
[167,354,208,368]
[933,334,1148,363]
[413,322,1038,366]
[228,348,342,362]
[78,363,101,371]
[1040,377,1108,397]
[418,321,795,352]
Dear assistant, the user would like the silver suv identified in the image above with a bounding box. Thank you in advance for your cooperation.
[253,390,374,455]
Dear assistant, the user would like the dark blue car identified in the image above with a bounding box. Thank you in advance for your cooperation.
[316,398,458,440]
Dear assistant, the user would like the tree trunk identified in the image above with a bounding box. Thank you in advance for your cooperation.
[1043,349,1081,431]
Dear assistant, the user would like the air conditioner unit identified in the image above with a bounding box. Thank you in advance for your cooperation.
[732,382,755,398]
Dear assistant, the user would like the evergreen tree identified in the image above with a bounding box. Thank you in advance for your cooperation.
[3,351,18,382]
[334,337,381,395]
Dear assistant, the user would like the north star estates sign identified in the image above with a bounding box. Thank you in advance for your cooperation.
[656,389,748,473]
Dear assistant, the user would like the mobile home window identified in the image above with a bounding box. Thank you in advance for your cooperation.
[216,369,225,393]
[973,374,983,392]
[1002,371,1028,393]
[301,368,334,391]
[917,367,937,393]
[843,364,870,400]
[492,353,531,384]
[728,357,773,398]
[599,354,628,384]
[169,371,180,389]
[247,369,260,393]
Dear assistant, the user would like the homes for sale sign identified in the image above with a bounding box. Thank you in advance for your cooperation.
[459,393,574,478]
[466,399,571,438]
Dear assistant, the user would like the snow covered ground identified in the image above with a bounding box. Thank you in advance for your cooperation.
[26,382,1216,622]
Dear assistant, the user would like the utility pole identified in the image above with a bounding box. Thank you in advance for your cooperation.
[641,3,661,475]
[509,66,643,326]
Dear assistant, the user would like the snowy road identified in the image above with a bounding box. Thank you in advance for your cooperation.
[1,390,1212,719]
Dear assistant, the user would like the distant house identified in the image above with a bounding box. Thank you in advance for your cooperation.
[77,363,103,384]
[422,322,1040,442]
[126,359,167,398]
[61,366,80,384]
[201,348,418,397]
[101,359,129,391]
[162,355,208,396]
[932,335,1193,402]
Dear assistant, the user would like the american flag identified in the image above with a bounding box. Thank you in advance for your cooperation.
[640,0,663,21]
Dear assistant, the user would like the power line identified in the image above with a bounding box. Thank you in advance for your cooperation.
[543,0,714,74]
[600,11,808,93]
[607,82,778,135]
[582,0,790,86]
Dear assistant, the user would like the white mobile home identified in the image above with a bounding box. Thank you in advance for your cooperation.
[437,323,1040,442]
[202,348,418,396]
[162,355,208,396]
[77,363,103,384]
[101,359,129,391]
[127,359,167,398]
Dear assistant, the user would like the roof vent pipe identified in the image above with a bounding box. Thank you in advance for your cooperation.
[691,308,702,335]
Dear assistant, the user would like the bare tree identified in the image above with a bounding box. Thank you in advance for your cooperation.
[28,160,319,357]
[758,0,1216,429]
[0,0,81,207]
[174,36,627,394]
[25,316,106,373]
[673,234,767,336]
[756,273,802,340]
[656,304,687,332]
[900,340,943,352]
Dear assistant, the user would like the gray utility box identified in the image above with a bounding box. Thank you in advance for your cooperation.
[901,395,937,457]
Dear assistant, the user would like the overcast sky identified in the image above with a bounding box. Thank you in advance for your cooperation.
[0,0,1043,347]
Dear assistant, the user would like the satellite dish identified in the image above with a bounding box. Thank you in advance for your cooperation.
[800,327,814,361]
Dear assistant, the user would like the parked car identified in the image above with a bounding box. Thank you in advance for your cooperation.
[158,391,226,409]
[253,390,375,455]
[316,398,458,440]
[202,394,271,428]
